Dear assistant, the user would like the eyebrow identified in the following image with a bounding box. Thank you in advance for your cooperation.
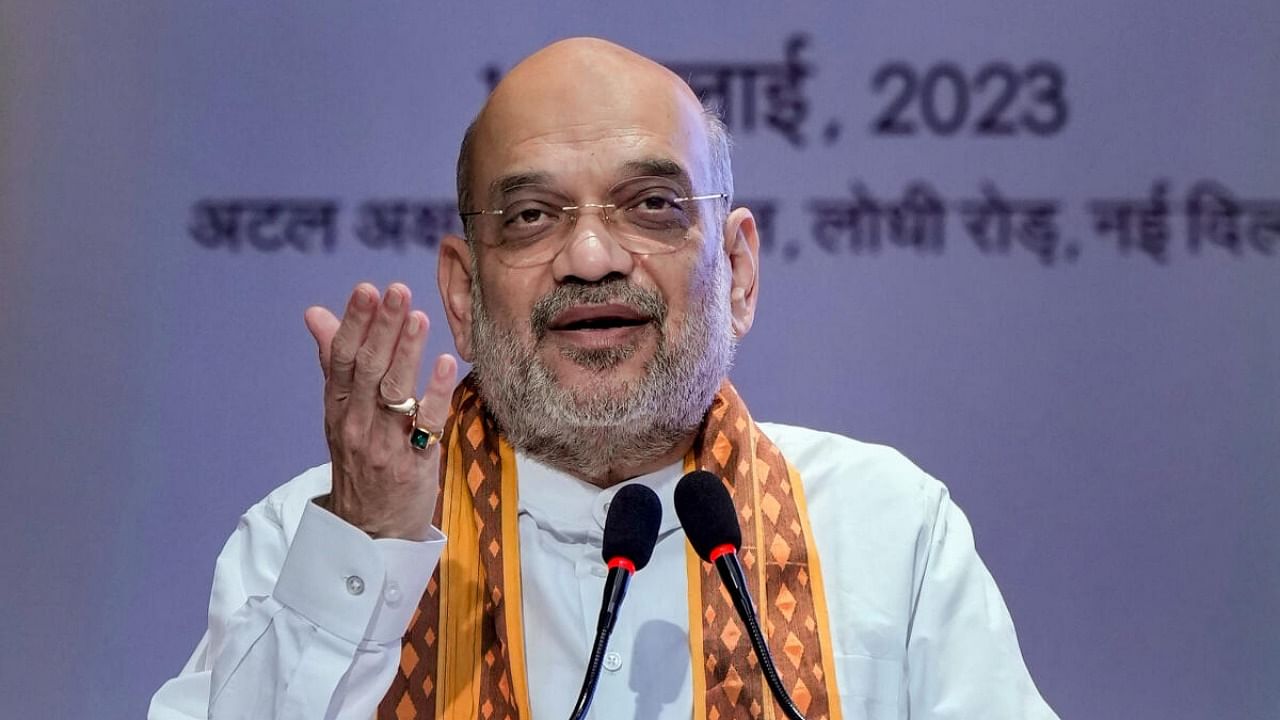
[485,158,696,203]
[489,171,555,201]
[621,158,693,193]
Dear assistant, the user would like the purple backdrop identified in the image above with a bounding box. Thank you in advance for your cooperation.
[2,2,1277,718]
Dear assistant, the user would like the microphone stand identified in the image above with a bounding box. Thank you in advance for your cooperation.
[568,561,633,720]
[715,553,808,720]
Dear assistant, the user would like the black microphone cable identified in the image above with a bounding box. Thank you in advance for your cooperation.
[568,483,662,720]
[674,470,808,720]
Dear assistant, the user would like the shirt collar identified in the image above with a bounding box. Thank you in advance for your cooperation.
[515,452,685,537]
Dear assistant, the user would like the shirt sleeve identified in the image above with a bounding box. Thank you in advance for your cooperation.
[148,480,444,720]
[906,489,1059,719]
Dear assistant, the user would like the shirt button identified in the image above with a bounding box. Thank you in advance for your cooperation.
[384,581,402,606]
[591,566,607,578]
[592,496,612,529]
[603,651,623,672]
[345,575,365,596]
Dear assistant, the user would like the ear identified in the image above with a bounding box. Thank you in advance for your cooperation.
[437,233,477,362]
[722,207,760,338]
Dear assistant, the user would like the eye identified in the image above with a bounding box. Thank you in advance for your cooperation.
[499,200,561,242]
[623,188,691,230]
[638,192,679,211]
[515,207,548,225]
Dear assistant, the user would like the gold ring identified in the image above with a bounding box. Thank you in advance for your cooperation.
[409,425,442,451]
[380,397,418,416]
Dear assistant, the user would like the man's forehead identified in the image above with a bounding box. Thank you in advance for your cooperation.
[492,158,693,197]
[468,38,709,193]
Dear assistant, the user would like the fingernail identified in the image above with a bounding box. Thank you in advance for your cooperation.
[407,313,422,335]
[386,289,403,310]
[436,358,451,379]
[357,288,375,309]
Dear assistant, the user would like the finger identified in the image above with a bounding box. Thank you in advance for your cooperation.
[303,306,340,380]
[416,353,458,439]
[349,283,412,408]
[373,309,429,430]
[328,283,380,398]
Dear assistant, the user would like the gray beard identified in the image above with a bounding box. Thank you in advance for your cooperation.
[468,257,735,484]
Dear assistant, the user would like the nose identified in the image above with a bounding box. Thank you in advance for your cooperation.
[550,205,635,283]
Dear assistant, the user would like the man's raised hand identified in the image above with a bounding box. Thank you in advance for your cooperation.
[303,282,457,541]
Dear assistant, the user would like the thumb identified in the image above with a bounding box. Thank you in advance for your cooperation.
[304,306,341,379]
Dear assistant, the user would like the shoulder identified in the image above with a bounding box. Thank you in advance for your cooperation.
[757,422,950,537]
[757,423,958,659]
[759,422,946,504]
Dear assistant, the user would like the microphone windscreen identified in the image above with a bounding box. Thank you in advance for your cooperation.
[674,470,742,562]
[602,484,662,570]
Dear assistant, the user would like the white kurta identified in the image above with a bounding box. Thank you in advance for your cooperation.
[150,423,1058,719]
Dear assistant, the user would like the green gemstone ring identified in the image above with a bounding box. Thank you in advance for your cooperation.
[410,426,441,451]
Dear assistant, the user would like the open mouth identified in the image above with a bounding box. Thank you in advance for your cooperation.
[547,303,653,333]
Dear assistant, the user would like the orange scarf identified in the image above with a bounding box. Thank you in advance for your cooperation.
[378,377,841,719]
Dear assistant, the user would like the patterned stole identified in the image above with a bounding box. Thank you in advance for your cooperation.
[377,377,842,720]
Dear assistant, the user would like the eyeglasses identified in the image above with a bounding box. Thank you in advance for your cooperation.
[460,175,728,268]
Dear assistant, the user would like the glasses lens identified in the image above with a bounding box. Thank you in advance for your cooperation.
[479,190,567,267]
[495,199,562,246]
[611,178,696,254]
[472,177,718,266]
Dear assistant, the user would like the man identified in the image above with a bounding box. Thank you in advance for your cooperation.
[151,38,1058,719]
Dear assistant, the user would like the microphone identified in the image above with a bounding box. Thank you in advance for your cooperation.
[568,483,662,720]
[674,470,808,720]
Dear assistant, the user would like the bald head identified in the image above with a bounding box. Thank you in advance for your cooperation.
[455,38,732,232]
[495,37,702,115]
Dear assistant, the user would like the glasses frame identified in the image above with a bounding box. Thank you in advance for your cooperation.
[459,176,728,267]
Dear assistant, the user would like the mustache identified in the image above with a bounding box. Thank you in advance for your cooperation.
[529,277,668,340]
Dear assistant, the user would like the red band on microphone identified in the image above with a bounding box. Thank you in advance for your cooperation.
[606,557,636,573]
[708,543,737,562]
